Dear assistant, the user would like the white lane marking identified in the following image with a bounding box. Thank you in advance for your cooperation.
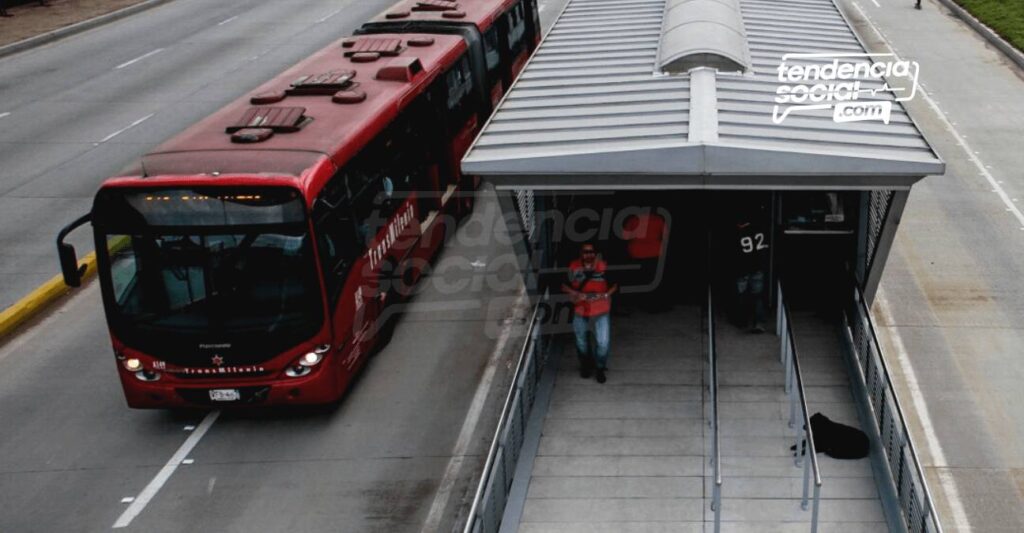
[98,113,154,144]
[870,0,880,7]
[112,410,221,529]
[316,8,343,23]
[217,15,238,26]
[115,48,165,70]
[120,497,134,504]
[420,289,527,533]
[876,292,973,532]
[918,87,1024,228]
[0,112,10,119]
[853,2,1024,231]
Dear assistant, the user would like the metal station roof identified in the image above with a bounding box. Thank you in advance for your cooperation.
[462,0,944,189]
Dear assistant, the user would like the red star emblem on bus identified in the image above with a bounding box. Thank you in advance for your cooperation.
[211,355,224,367]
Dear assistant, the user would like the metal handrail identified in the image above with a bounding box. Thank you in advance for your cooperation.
[849,282,943,533]
[462,299,543,533]
[777,282,823,532]
[707,286,722,533]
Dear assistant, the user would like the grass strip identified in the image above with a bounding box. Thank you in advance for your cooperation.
[955,0,1024,52]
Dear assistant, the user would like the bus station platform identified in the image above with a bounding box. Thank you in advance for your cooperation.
[458,0,948,528]
[498,303,889,532]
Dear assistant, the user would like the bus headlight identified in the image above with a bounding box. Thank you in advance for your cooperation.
[299,351,324,367]
[123,358,142,372]
[285,345,329,377]
[134,369,161,382]
[285,365,311,377]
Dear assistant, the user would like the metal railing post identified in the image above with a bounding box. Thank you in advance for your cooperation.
[707,286,722,533]
[811,483,822,533]
[801,430,811,507]
[788,374,798,431]
[776,284,785,338]
[778,281,823,533]
[784,337,793,394]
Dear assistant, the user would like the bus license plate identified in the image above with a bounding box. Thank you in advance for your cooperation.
[209,389,240,402]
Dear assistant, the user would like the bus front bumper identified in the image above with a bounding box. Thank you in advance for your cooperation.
[118,363,341,409]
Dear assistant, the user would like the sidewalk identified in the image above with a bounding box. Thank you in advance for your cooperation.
[0,0,145,48]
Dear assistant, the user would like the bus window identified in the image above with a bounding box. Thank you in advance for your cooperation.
[344,116,436,242]
[483,26,502,86]
[505,1,527,56]
[349,173,393,244]
[313,194,360,305]
[445,55,475,119]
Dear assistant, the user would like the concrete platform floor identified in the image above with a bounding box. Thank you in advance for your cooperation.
[510,304,891,532]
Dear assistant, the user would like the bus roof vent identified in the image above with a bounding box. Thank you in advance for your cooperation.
[376,57,424,82]
[442,10,466,18]
[407,37,435,47]
[226,106,308,134]
[250,91,287,105]
[351,52,381,63]
[287,70,356,95]
[333,89,367,104]
[657,0,751,74]
[413,0,459,11]
[231,128,275,144]
[343,38,403,57]
[386,10,410,18]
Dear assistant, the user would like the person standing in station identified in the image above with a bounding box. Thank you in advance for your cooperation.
[562,243,618,384]
[622,210,668,311]
[731,211,770,333]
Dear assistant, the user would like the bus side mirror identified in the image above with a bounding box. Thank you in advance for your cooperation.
[56,213,92,288]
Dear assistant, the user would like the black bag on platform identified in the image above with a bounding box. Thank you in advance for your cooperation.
[810,412,869,459]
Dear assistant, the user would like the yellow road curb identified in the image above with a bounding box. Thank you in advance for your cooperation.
[0,253,98,340]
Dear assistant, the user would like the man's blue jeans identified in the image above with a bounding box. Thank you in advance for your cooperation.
[735,270,766,327]
[573,313,610,370]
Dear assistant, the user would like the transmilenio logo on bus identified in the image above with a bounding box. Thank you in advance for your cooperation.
[772,53,920,125]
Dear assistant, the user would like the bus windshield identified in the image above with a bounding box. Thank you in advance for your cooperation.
[93,187,324,361]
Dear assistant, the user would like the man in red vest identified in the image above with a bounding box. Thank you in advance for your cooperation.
[562,243,618,383]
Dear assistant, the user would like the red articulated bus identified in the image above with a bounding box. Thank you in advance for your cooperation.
[56,26,534,408]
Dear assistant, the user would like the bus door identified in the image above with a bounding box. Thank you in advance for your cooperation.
[312,181,373,374]
[436,51,484,210]
[378,109,446,281]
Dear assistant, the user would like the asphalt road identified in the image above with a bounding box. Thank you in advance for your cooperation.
[0,0,570,532]
[840,0,1024,530]
[0,189,532,532]
[0,0,408,311]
